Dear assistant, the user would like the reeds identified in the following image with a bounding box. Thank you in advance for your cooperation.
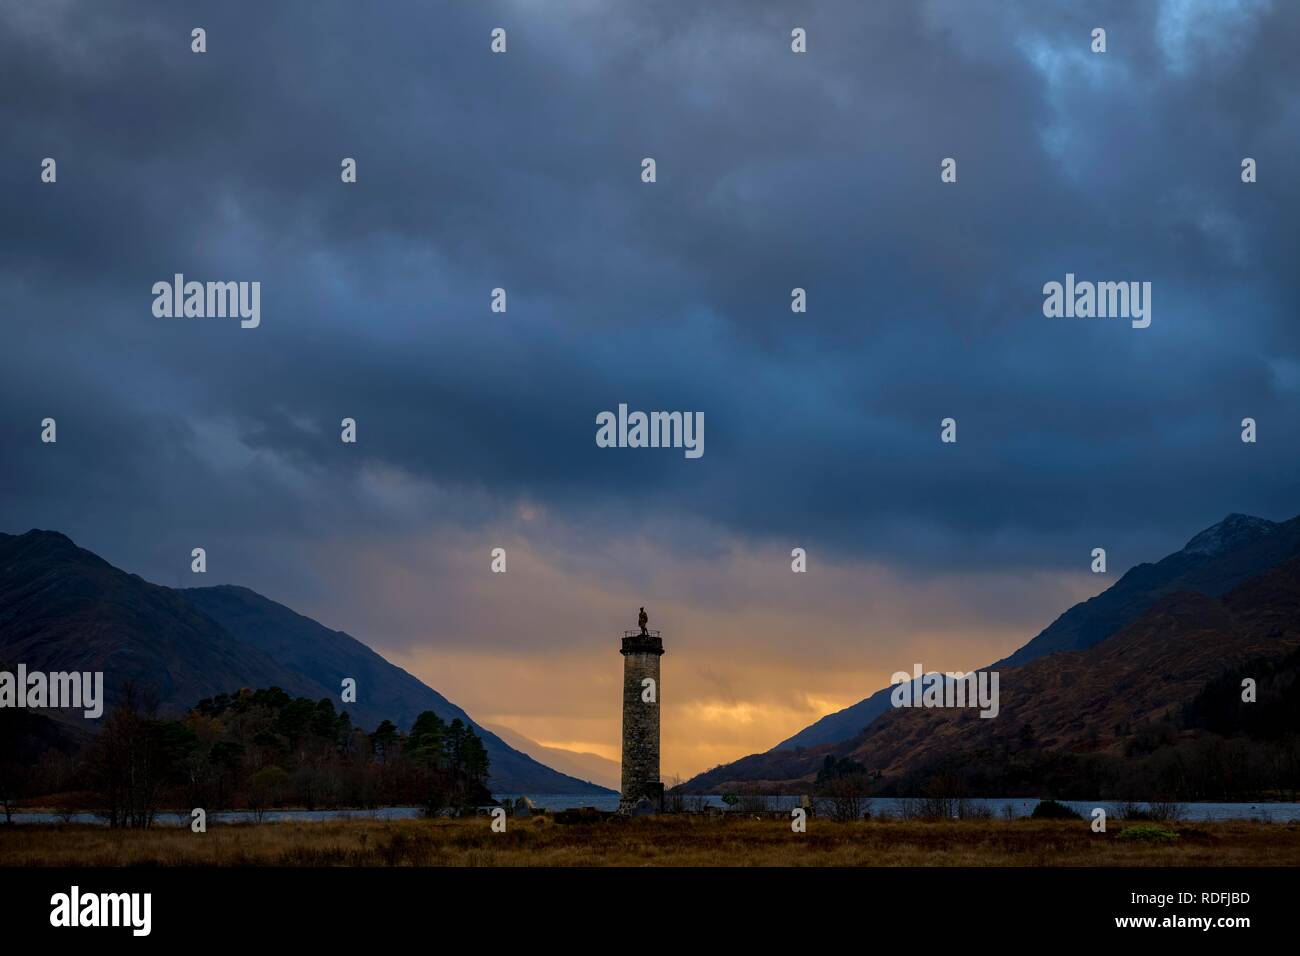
[2,816,1298,867]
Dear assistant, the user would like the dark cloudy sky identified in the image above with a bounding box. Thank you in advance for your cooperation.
[2,0,1297,776]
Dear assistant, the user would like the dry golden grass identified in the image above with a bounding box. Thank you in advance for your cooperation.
[4,816,1300,867]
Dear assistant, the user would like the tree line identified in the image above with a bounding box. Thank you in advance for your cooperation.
[4,684,492,827]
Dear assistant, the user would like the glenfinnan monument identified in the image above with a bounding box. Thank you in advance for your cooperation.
[619,607,664,812]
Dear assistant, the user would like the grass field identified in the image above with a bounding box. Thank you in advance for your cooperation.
[4,816,1300,866]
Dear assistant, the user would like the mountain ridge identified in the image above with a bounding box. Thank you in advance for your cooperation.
[689,512,1300,788]
[683,553,1300,792]
[0,529,611,795]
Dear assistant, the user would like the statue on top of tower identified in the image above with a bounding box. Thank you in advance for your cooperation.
[638,607,648,636]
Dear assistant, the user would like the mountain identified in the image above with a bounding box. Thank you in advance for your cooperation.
[0,530,312,710]
[481,721,621,791]
[990,513,1299,669]
[182,585,613,794]
[684,552,1300,792]
[0,529,612,795]
[685,512,1300,788]
[776,513,1300,751]
[849,554,1300,776]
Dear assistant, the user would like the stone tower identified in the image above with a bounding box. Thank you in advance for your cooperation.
[619,626,664,811]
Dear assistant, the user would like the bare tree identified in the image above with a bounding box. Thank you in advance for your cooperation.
[663,775,686,813]
[735,784,773,813]
[816,775,873,822]
[89,683,167,828]
[0,662,26,823]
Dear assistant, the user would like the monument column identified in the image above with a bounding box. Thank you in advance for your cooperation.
[619,625,664,811]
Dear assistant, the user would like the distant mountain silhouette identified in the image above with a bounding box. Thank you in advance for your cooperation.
[0,529,611,795]
[684,512,1300,790]
[481,721,621,791]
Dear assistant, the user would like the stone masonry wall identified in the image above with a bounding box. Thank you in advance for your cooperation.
[619,634,663,810]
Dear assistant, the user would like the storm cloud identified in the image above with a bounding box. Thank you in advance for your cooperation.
[1,0,1296,773]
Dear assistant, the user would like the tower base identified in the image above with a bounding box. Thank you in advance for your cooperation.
[618,782,664,815]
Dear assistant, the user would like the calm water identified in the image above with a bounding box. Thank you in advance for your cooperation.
[8,796,1300,824]
[495,795,1300,822]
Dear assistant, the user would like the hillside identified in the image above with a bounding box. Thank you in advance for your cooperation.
[184,585,613,794]
[774,514,1300,755]
[683,553,1300,793]
[0,530,314,711]
[0,530,611,795]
